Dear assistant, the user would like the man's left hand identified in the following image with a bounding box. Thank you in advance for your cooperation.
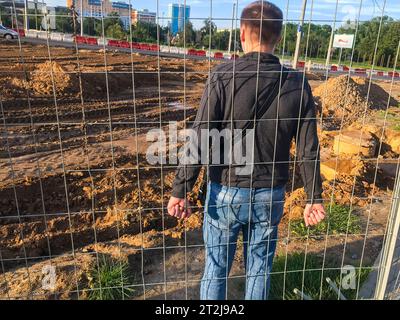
[303,203,326,227]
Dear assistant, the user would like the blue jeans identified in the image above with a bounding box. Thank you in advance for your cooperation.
[200,181,285,300]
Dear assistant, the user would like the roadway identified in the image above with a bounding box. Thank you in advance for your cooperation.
[8,37,400,82]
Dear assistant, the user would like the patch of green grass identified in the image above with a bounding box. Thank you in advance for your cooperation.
[377,110,389,119]
[86,255,135,300]
[376,109,400,131]
[377,109,400,120]
[269,253,371,300]
[392,123,400,131]
[290,204,361,237]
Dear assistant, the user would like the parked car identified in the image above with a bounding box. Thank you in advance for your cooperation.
[0,25,19,39]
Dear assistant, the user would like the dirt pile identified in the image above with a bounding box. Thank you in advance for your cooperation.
[30,61,73,95]
[8,61,76,96]
[313,75,396,126]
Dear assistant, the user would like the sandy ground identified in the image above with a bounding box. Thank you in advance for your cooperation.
[1,40,400,299]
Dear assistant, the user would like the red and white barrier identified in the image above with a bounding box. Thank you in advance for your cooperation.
[50,32,63,41]
[63,34,74,42]
[23,30,236,61]
[12,28,25,37]
[37,31,48,40]
[20,31,400,76]
[25,30,38,38]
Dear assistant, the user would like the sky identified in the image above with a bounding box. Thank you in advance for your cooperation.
[44,0,400,29]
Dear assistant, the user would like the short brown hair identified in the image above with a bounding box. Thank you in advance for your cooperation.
[240,1,283,45]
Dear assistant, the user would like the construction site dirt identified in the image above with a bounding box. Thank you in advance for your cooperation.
[1,41,400,299]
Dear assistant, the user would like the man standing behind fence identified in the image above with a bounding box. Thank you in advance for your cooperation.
[167,0,326,300]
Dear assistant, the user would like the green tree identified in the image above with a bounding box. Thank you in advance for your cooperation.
[95,12,124,37]
[55,7,74,34]
[106,24,126,40]
[277,22,297,56]
[83,17,99,36]
[276,23,331,58]
[200,18,217,47]
[27,9,43,30]
[214,30,230,51]
[0,5,12,27]
[175,21,196,47]
[131,21,158,42]
[159,25,171,44]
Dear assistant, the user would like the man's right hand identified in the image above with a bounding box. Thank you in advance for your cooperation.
[303,203,326,227]
[167,196,192,220]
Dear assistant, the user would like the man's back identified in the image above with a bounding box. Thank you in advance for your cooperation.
[172,52,322,204]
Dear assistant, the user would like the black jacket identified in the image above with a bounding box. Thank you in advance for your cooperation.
[171,52,323,203]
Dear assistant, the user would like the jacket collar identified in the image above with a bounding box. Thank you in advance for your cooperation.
[242,51,280,64]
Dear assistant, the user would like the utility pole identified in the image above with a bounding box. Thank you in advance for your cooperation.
[338,47,343,66]
[11,5,14,29]
[80,0,83,36]
[228,2,236,53]
[325,30,334,67]
[325,0,339,67]
[34,0,38,30]
[71,4,78,36]
[292,0,307,69]
[24,0,29,31]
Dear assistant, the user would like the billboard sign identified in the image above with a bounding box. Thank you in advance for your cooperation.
[41,6,56,31]
[333,34,354,49]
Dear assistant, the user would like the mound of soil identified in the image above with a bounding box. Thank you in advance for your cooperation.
[313,75,397,126]
[0,76,24,97]
[306,71,325,81]
[30,61,72,95]
[7,61,76,97]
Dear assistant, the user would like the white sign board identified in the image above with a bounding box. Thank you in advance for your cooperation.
[41,6,56,31]
[333,34,354,49]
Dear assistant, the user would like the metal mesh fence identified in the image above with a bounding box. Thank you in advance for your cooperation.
[0,0,399,300]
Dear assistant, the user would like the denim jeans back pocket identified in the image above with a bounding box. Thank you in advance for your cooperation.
[206,202,242,230]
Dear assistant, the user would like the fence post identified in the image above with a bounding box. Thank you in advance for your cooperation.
[374,163,400,299]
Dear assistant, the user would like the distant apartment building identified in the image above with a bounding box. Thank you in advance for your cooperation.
[67,0,132,29]
[0,0,49,12]
[0,0,58,29]
[168,3,190,35]
[131,9,156,25]
[109,1,131,29]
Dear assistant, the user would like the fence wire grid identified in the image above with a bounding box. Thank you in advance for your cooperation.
[0,0,400,300]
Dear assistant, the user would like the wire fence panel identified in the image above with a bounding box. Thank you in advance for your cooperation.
[0,0,400,300]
